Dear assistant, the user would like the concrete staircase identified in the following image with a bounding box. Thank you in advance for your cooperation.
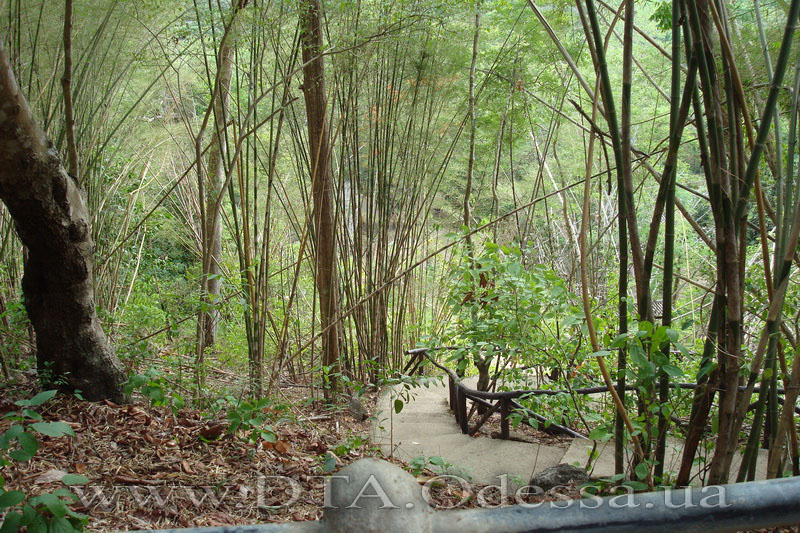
[370,378,772,487]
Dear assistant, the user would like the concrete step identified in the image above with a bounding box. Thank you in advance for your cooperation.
[386,432,568,489]
[379,420,462,435]
[372,383,570,488]
[370,381,782,492]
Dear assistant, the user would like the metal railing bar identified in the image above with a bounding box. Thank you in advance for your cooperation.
[434,475,800,533]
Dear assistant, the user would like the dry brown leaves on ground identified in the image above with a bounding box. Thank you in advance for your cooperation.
[0,380,523,531]
[0,382,385,531]
[5,381,792,532]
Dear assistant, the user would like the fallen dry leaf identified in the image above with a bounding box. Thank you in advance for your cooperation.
[199,422,227,441]
[35,469,67,484]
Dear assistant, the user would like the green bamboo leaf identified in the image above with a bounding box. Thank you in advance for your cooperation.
[662,364,684,378]
[48,516,80,533]
[61,474,89,486]
[0,490,25,509]
[0,425,23,449]
[634,461,649,481]
[0,510,22,532]
[622,480,648,491]
[8,449,34,462]
[30,422,75,438]
[589,426,610,441]
[30,492,67,518]
[15,390,57,408]
[22,410,43,421]
[323,452,336,473]
[17,431,39,455]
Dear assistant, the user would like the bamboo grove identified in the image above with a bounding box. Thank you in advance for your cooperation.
[0,0,799,487]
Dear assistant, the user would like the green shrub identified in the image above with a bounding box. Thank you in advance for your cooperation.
[0,391,89,532]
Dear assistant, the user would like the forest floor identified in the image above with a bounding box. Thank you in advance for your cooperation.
[0,372,583,531]
[1,370,795,532]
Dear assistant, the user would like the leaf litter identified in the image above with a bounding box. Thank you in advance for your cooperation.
[0,377,531,531]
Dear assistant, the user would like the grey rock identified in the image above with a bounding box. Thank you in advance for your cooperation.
[528,463,590,491]
[349,395,368,421]
[323,458,434,533]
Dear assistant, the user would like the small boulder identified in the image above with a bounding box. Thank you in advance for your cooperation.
[323,458,433,532]
[349,395,368,421]
[529,463,590,491]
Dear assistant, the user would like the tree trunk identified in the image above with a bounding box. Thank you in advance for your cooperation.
[0,43,125,402]
[200,0,248,348]
[463,0,480,251]
[475,359,491,392]
[200,49,231,349]
[475,357,491,415]
[301,0,341,398]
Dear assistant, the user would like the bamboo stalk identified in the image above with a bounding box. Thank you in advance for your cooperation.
[735,0,800,222]
[655,0,682,482]
[463,0,481,252]
[61,0,78,181]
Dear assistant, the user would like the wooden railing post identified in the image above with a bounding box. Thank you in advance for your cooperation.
[448,376,455,411]
[456,387,468,434]
[500,398,509,440]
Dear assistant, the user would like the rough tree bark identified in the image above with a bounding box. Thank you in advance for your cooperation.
[301,0,341,397]
[0,43,126,402]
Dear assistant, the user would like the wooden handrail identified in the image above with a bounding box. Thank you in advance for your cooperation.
[407,347,587,439]
[404,347,800,441]
[406,347,798,406]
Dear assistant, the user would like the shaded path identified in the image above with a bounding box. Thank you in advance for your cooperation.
[370,377,770,487]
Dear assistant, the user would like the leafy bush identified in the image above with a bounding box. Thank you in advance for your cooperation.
[407,455,452,477]
[222,396,286,444]
[0,391,89,532]
[435,239,585,389]
[124,368,185,414]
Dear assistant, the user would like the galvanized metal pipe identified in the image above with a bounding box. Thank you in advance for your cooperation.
[150,466,800,533]
[434,475,800,533]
